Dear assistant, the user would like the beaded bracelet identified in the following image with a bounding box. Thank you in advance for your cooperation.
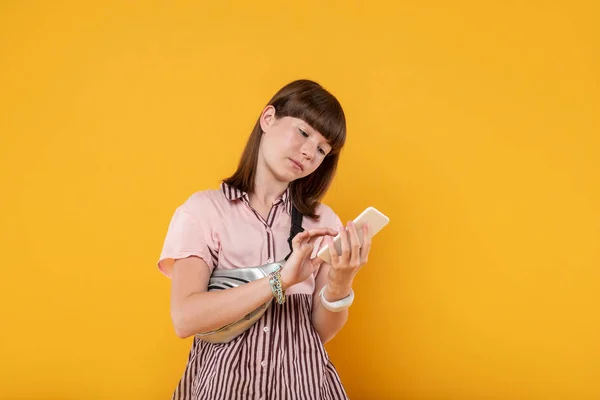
[269,269,286,305]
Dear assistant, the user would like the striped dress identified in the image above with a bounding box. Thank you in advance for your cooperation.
[171,294,348,399]
[158,182,349,400]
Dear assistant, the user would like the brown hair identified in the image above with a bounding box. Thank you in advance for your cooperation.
[223,79,346,219]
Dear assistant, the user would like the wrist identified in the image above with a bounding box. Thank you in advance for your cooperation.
[323,280,353,302]
[326,271,354,295]
[279,266,294,291]
[319,284,354,312]
[281,277,292,291]
[279,273,291,291]
[268,268,286,305]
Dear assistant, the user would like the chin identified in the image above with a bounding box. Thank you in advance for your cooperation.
[272,169,297,183]
[278,164,302,180]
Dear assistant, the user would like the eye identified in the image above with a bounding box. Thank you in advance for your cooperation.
[298,128,309,137]
[318,147,326,156]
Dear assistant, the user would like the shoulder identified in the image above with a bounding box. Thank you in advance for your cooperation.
[178,187,226,221]
[183,187,223,207]
[311,201,343,227]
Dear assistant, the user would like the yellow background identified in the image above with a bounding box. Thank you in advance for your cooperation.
[1,1,599,399]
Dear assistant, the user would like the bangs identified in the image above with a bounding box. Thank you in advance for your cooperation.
[272,85,346,155]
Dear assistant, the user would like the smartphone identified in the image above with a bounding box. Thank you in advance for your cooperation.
[317,206,390,263]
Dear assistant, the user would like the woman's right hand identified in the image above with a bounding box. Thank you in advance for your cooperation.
[279,227,338,289]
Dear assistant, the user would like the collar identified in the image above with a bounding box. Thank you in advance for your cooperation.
[220,181,292,215]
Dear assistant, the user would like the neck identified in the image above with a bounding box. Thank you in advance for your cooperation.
[249,160,289,208]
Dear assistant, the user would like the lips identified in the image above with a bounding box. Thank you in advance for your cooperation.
[290,159,303,172]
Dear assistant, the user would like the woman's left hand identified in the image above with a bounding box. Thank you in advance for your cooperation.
[324,221,372,291]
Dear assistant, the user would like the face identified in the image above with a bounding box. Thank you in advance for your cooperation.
[258,105,332,183]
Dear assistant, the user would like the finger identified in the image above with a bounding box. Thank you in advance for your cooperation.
[306,228,338,239]
[339,223,350,263]
[292,230,310,248]
[348,221,361,268]
[305,228,338,245]
[301,242,315,258]
[326,235,340,265]
[360,223,372,265]
[310,256,324,273]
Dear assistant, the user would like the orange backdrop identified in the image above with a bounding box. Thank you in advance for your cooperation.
[1,1,599,399]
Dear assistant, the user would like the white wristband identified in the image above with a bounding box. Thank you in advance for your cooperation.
[319,285,354,312]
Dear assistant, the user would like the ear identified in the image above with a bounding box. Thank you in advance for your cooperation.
[259,105,277,133]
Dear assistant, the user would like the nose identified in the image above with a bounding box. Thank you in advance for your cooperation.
[301,143,316,161]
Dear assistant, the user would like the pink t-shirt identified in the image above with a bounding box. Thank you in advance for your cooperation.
[158,181,342,295]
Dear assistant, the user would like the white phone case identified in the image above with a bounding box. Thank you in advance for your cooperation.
[316,206,390,263]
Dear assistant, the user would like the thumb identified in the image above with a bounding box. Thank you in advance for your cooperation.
[310,256,324,272]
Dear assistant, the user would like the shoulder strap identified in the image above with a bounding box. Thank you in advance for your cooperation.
[284,205,304,261]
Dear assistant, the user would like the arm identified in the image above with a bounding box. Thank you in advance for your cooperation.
[311,262,352,344]
[170,227,338,339]
[311,220,372,344]
[170,256,275,339]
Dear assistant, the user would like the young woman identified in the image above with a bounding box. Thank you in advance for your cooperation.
[158,79,373,399]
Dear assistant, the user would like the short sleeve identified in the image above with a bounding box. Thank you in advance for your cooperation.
[157,198,217,278]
